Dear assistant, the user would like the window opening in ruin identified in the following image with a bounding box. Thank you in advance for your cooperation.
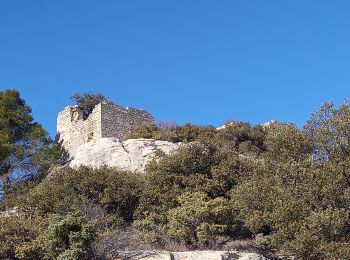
[87,132,94,142]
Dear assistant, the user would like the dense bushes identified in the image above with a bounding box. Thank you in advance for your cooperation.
[125,122,217,143]
[0,167,144,259]
[4,91,350,259]
[231,107,350,259]
[134,123,264,246]
[4,167,141,227]
[0,213,47,259]
[131,108,350,258]
[167,191,233,245]
[70,92,110,118]
[44,213,95,260]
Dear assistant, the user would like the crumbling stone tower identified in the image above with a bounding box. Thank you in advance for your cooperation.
[57,102,154,158]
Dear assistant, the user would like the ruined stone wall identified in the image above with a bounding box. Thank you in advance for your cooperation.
[57,102,154,159]
[100,103,154,140]
[57,104,102,158]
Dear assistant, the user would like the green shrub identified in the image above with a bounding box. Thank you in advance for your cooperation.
[135,138,248,245]
[125,123,217,143]
[0,213,48,259]
[25,166,144,223]
[216,121,266,155]
[125,123,158,139]
[6,89,350,258]
[265,122,311,162]
[166,123,217,143]
[230,102,350,258]
[70,92,110,118]
[44,213,95,260]
[167,191,234,245]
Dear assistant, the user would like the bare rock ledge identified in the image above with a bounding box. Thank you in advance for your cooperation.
[69,138,180,173]
[113,250,268,260]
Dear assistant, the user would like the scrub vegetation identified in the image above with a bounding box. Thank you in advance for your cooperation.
[2,89,350,259]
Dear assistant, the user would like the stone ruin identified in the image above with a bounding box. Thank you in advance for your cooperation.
[57,101,154,159]
[57,101,179,173]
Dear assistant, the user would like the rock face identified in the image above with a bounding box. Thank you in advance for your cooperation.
[57,103,154,159]
[237,253,267,260]
[0,207,18,218]
[113,251,268,260]
[69,138,180,173]
[172,251,238,260]
[171,251,267,260]
[56,103,180,172]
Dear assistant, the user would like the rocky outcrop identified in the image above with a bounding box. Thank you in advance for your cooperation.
[113,250,268,260]
[237,253,267,260]
[69,138,180,173]
[0,207,18,218]
[57,103,154,160]
[172,251,267,260]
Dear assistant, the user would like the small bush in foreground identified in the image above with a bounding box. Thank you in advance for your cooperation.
[167,191,234,245]
[44,213,95,260]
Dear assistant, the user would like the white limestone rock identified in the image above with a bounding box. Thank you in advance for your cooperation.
[238,253,268,260]
[0,207,18,218]
[171,251,268,260]
[237,253,268,260]
[261,120,277,128]
[171,250,237,260]
[113,251,268,260]
[69,138,180,173]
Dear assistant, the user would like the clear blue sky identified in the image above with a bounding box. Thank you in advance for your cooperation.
[1,1,350,138]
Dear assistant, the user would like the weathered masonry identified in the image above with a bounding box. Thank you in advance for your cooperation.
[57,102,154,158]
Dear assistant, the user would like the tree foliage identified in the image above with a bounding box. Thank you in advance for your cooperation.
[134,124,262,245]
[231,103,350,258]
[0,166,143,259]
[125,122,217,143]
[44,213,95,260]
[167,191,233,245]
[0,213,47,259]
[0,89,60,197]
[70,92,110,118]
[3,90,350,259]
